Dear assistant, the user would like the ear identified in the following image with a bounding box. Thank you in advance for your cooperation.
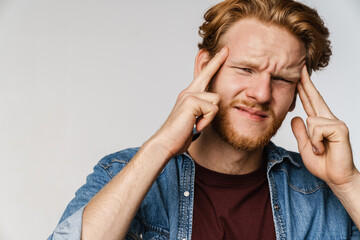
[194,49,211,79]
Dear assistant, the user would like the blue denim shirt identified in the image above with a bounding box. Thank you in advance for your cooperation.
[48,142,359,239]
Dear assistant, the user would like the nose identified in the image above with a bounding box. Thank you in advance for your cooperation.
[245,73,272,104]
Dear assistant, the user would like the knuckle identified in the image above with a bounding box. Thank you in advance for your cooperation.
[183,94,196,104]
[213,93,221,102]
[205,92,220,104]
[306,116,314,125]
[337,120,345,126]
[338,121,349,134]
[211,104,219,112]
[313,125,323,133]
[178,89,188,99]
[312,125,321,136]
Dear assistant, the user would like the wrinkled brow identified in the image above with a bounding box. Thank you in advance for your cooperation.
[229,59,302,80]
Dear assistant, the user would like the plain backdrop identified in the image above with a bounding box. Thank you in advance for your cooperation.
[0,0,359,239]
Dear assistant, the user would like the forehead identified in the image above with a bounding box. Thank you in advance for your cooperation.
[222,18,306,76]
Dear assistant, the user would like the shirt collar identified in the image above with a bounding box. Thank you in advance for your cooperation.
[184,139,302,169]
[265,141,301,168]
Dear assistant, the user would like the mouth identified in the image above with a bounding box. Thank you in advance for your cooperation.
[234,106,269,121]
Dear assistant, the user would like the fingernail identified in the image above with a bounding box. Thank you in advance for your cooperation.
[312,146,319,154]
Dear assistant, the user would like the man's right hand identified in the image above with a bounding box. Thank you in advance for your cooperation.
[81,47,228,240]
[150,47,229,158]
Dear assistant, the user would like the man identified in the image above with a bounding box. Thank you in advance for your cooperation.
[49,0,360,239]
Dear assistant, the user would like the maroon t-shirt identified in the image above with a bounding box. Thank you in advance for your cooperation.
[191,161,276,240]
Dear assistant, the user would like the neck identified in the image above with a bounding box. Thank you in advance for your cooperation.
[188,126,265,175]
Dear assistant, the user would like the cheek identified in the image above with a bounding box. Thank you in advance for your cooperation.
[208,70,247,96]
[286,87,297,104]
[273,88,297,113]
[208,66,227,89]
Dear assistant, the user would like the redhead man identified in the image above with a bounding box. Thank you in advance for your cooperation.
[49,0,360,239]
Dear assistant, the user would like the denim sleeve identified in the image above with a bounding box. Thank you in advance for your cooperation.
[351,220,360,239]
[47,156,115,240]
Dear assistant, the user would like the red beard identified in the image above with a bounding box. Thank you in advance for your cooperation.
[211,99,286,151]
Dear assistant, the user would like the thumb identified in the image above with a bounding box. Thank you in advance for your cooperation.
[291,116,309,152]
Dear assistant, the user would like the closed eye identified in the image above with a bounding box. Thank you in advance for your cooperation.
[239,68,252,73]
[231,67,253,74]
[272,76,287,81]
[271,76,293,84]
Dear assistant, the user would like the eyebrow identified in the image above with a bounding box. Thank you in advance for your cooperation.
[271,74,299,82]
[272,72,301,81]
[230,60,261,70]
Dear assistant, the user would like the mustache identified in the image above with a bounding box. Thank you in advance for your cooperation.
[229,99,270,112]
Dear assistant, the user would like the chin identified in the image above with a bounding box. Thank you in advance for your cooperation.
[227,130,273,151]
[212,115,284,151]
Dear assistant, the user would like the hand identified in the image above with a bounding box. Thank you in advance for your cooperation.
[291,66,358,188]
[151,47,229,158]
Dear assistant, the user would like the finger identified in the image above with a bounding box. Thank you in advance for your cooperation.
[300,66,335,118]
[309,121,350,155]
[291,116,310,153]
[306,116,340,139]
[187,47,228,92]
[309,124,339,155]
[177,93,219,122]
[193,101,219,132]
[306,117,335,154]
[178,92,220,107]
[297,82,316,117]
[182,98,219,132]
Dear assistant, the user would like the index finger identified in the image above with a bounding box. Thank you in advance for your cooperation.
[187,47,229,92]
[300,65,335,119]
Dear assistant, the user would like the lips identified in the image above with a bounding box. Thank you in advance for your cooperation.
[234,106,269,120]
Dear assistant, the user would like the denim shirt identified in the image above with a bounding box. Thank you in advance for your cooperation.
[48,142,359,240]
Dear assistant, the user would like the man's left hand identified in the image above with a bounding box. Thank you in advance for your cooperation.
[291,66,359,189]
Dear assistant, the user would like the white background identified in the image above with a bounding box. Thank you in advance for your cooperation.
[0,0,359,239]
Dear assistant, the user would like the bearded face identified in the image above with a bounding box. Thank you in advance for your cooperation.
[200,20,304,151]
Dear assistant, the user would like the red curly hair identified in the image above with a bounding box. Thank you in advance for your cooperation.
[198,0,331,73]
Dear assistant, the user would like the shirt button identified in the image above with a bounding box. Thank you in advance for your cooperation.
[184,191,190,197]
[274,205,280,210]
